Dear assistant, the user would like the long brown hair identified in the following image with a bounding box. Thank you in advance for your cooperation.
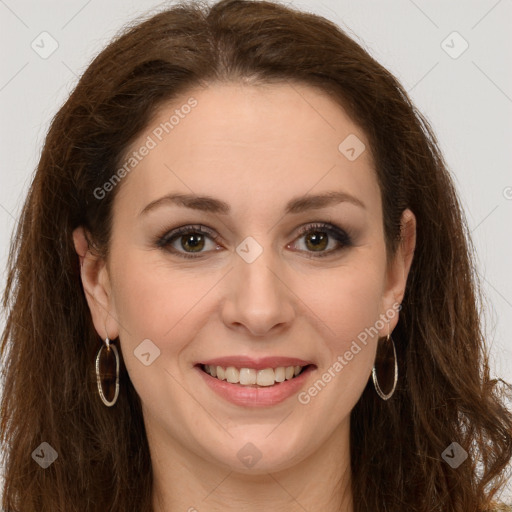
[1,0,511,510]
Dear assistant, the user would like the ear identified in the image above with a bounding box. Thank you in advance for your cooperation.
[72,226,119,340]
[379,208,416,335]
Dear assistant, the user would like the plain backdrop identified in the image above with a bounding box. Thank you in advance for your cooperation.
[0,0,511,504]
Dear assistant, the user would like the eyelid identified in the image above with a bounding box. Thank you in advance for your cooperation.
[154,221,353,259]
[154,224,221,249]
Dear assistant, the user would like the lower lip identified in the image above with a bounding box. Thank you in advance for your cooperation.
[195,365,316,407]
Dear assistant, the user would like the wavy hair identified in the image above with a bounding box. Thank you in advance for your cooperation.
[1,0,511,510]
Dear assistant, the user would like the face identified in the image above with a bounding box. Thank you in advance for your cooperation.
[74,81,415,475]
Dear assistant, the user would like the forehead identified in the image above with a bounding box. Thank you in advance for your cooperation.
[114,81,379,219]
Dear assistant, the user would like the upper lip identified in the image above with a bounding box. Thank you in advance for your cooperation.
[197,356,315,370]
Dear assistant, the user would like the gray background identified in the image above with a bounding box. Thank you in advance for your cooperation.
[1,0,511,503]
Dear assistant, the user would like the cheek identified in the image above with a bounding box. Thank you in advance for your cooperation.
[298,259,385,410]
[108,251,205,410]
[291,263,385,428]
[306,261,385,348]
[110,250,203,341]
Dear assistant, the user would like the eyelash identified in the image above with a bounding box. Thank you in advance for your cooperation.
[154,222,353,260]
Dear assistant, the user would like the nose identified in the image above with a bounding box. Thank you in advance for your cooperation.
[221,247,296,338]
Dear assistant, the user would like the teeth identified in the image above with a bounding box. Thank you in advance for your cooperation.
[225,366,239,383]
[256,368,275,386]
[239,368,257,385]
[274,367,285,382]
[202,364,307,386]
[216,366,225,380]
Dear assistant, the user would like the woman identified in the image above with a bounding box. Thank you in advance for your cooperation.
[1,0,511,510]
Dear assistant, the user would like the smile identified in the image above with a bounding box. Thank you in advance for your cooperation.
[195,357,316,407]
[202,364,306,386]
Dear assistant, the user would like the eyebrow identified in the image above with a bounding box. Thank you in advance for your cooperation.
[139,190,366,217]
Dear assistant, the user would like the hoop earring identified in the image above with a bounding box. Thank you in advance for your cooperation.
[95,336,120,407]
[372,333,398,400]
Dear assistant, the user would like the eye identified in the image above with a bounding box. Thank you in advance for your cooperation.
[288,222,353,258]
[155,222,352,259]
[155,224,222,259]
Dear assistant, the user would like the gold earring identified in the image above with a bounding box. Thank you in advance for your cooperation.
[95,336,120,407]
[372,333,398,400]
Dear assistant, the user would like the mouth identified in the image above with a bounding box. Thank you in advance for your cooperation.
[194,358,317,407]
[198,363,311,387]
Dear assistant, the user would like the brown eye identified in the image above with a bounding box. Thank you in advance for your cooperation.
[290,222,352,258]
[303,231,329,252]
[156,225,222,259]
[179,233,206,253]
[156,222,352,260]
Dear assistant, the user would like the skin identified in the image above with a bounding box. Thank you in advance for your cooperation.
[73,81,416,511]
